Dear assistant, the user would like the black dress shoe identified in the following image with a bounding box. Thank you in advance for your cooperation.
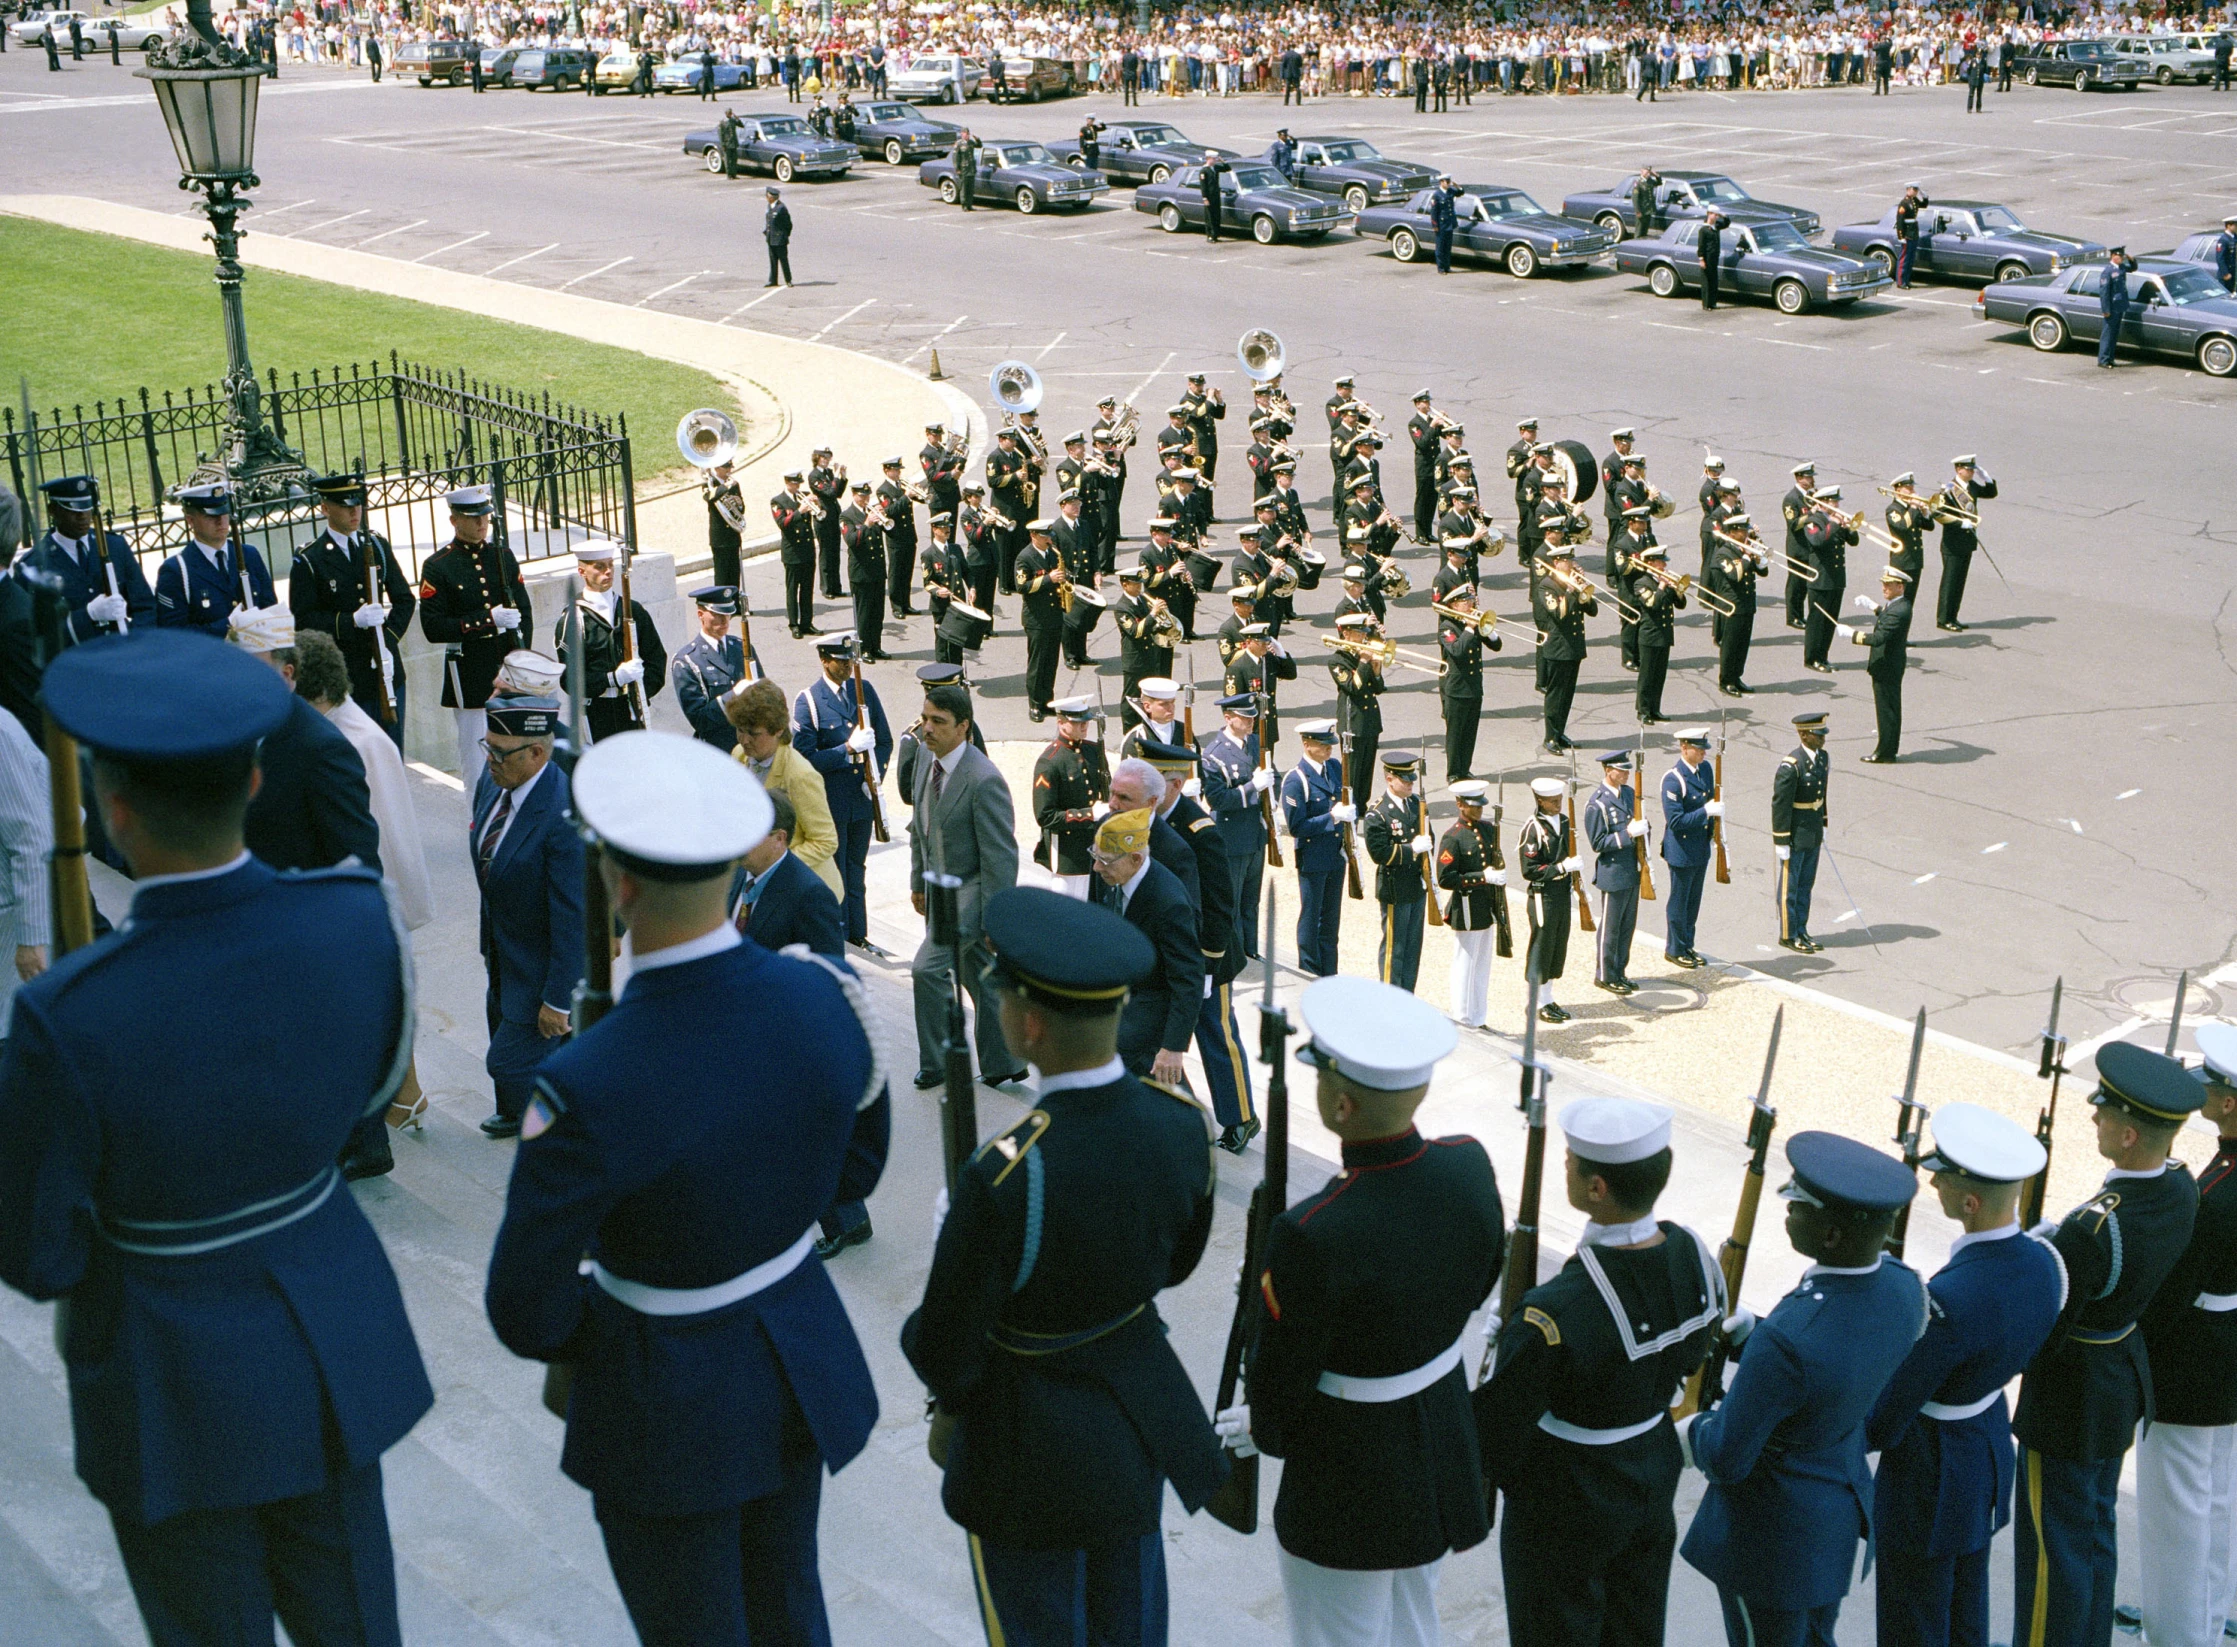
[1622,658,1639,672]
[1937,621,1965,633]
[1785,619,1805,630]
[340,1144,395,1181]
[814,1218,873,1260]
[913,1069,945,1091]
[1805,660,1833,674]
[1719,685,1746,698]
[480,1113,522,1139]
[1218,1118,1262,1154]
[853,938,894,960]
[1862,753,1896,765]
[984,1069,1032,1089]
[1538,1002,1571,1024]
[1778,937,1808,954]
[1594,978,1622,996]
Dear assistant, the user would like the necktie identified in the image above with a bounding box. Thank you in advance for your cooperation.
[931,759,947,806]
[477,789,514,873]
[734,883,756,933]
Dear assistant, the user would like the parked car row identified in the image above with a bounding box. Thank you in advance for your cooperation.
[7,7,164,46]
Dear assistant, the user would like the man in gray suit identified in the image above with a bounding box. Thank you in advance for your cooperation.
[909,679,1026,1088]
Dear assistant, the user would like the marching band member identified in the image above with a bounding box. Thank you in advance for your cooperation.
[1532,540,1595,756]
[1626,535,1681,724]
[1780,461,1818,632]
[1933,455,1997,633]
[771,468,820,639]
[1882,471,1937,587]
[1436,587,1492,783]
[1837,566,1915,765]
[1115,564,1174,722]
[1800,486,1858,674]
[1710,513,1765,699]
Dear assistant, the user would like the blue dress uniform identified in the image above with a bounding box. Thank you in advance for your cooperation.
[1282,723,1348,976]
[903,889,1227,1647]
[1199,695,1270,958]
[1866,1104,2066,1647]
[1771,714,1830,952]
[153,484,278,637]
[18,474,157,643]
[1660,736,1716,965]
[2012,1043,2202,1647]
[0,632,429,1647]
[1681,1133,1929,1647]
[670,586,761,751]
[1582,754,1642,993]
[487,731,889,1647]
[792,639,892,947]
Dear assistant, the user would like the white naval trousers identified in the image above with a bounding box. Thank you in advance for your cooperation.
[1279,1550,1444,1647]
[1450,929,1494,1027]
[2137,1420,2237,1647]
[455,707,487,792]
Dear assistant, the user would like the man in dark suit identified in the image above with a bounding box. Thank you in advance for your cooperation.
[731,791,844,960]
[471,696,585,1139]
[1838,566,1914,763]
[1198,154,1231,244]
[1088,807,1202,1086]
[1282,47,1303,103]
[764,186,794,288]
[1697,209,1725,311]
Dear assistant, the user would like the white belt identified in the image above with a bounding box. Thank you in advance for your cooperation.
[1920,1390,2002,1422]
[2197,1291,2237,1313]
[591,1228,815,1317]
[1316,1333,1466,1403]
[1537,1411,1668,1446]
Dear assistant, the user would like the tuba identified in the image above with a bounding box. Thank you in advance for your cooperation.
[676,407,739,470]
[1237,327,1285,383]
[989,359,1045,421]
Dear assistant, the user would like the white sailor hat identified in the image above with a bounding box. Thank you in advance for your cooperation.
[1342,563,1368,581]
[1058,488,1082,503]
[1610,427,1636,442]
[1623,504,1657,521]
[1702,453,1725,470]
[497,649,566,694]
[2196,1024,2237,1089]
[882,455,905,469]
[1334,374,1356,386]
[574,539,618,562]
[1676,726,1711,745]
[1917,1102,2047,1184]
[1817,484,1843,501]
[1539,541,1575,559]
[226,604,297,653]
[1026,517,1055,534]
[1147,515,1178,533]
[1541,467,1568,486]
[1138,678,1180,700]
[1297,718,1338,742]
[1450,779,1491,803]
[1168,404,1193,417]
[1718,478,1742,493]
[1240,621,1272,638]
[1412,388,1434,402]
[1298,974,1458,1092]
[446,484,495,516]
[1530,777,1566,799]
[1880,564,1913,584]
[1235,524,1262,541]
[1791,461,1817,477]
[1052,695,1097,719]
[1722,513,1751,530]
[1559,1096,1674,1166]
[574,730,772,881]
[1517,416,1539,430]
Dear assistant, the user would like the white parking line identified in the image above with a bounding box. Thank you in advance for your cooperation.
[808,298,878,340]
[252,198,319,217]
[720,288,785,323]
[1122,349,1176,409]
[1036,329,1067,359]
[356,219,428,246]
[900,313,967,365]
[407,760,466,792]
[413,230,489,262]
[286,209,369,237]
[483,242,559,275]
[636,270,711,305]
[557,255,634,290]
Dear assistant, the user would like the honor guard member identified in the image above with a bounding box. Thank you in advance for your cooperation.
[771,469,820,638]
[2012,1042,2203,1647]
[1200,692,1273,957]
[1114,564,1171,718]
[289,472,415,747]
[417,483,531,786]
[1800,487,1858,673]
[1181,372,1225,487]
[2134,1025,2237,1647]
[1437,779,1510,1029]
[1627,537,1681,722]
[1017,519,1068,720]
[1583,750,1648,997]
[1533,541,1596,755]
[1882,472,1936,586]
[878,456,920,619]
[1711,513,1766,698]
[1329,617,1385,805]
[1282,720,1351,977]
[1836,566,1914,764]
[556,540,664,742]
[1678,1133,1929,1647]
[1410,391,1444,542]
[1771,712,1830,953]
[1865,1104,2064,1647]
[1088,804,1204,1092]
[1225,623,1297,749]
[791,635,891,949]
[22,474,156,644]
[902,888,1226,1647]
[1437,588,1493,781]
[703,456,746,588]
[1480,1097,1724,1647]
[806,447,847,600]
[1217,976,1504,1647]
[1931,456,1997,633]
[486,733,889,1647]
[841,481,889,658]
[1518,776,1578,1023]
[1119,678,1190,762]
[155,481,278,640]
[1659,730,1720,968]
[0,633,429,1647]
[1361,751,1433,992]
[1781,462,1818,630]
[1032,698,1109,898]
[671,586,760,753]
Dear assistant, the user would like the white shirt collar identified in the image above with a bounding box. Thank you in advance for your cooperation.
[1034,1055,1127,1096]
[934,740,970,776]
[1951,1221,2021,1254]
[135,849,252,893]
[631,923,742,973]
[503,760,550,809]
[1582,1214,1662,1248]
[1803,1254,1885,1279]
[1119,855,1151,904]
[325,526,356,552]
[2107,1162,2168,1182]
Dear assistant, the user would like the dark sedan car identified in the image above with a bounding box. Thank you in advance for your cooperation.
[1561,170,1820,239]
[1615,218,1890,312]
[1979,258,2237,377]
[1356,185,1617,277]
[2166,228,2234,276]
[495,46,595,90]
[2013,39,2148,89]
[1135,163,1352,244]
[847,99,959,165]
[1830,201,2106,286]
[918,141,1110,213]
[1274,136,1438,214]
[683,115,857,182]
[1047,120,1241,185]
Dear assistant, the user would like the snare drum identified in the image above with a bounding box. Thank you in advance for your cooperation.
[936,601,994,654]
[1295,548,1328,591]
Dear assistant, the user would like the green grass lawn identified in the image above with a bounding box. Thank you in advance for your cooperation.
[3,217,735,481]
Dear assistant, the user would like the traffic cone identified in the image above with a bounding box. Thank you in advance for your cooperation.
[927,349,946,382]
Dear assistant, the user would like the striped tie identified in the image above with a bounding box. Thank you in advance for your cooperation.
[476,789,513,874]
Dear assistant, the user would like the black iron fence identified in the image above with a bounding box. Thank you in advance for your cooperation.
[2,354,638,576]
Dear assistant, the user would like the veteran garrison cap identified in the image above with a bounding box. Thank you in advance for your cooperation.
[984,886,1151,1008]
[486,695,562,740]
[496,650,565,696]
[225,605,296,653]
[574,729,771,881]
[2092,1041,2206,1126]
[1096,807,1153,858]
[43,631,290,760]
[1779,1131,1918,1214]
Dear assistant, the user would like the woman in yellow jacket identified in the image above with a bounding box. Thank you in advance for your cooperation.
[725,678,842,896]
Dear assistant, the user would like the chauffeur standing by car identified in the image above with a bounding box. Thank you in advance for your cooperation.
[1696,209,1726,312]
[2100,245,2136,368]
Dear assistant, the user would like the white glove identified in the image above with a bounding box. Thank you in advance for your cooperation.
[1835,623,1856,641]
[352,601,386,629]
[1411,833,1433,856]
[1482,1309,1503,1341]
[613,659,646,688]
[1704,799,1725,818]
[1213,1403,1259,1459]
[1269,639,1288,658]
[933,1186,950,1241]
[1626,819,1649,839]
[490,605,522,630]
[1329,802,1356,824]
[1489,868,1508,887]
[1558,856,1579,875]
[1250,768,1276,794]
[1775,845,1792,862]
[1203,974,1215,999]
[86,592,129,626]
[1722,1306,1757,1346]
[1854,594,1879,613]
[846,725,875,753]
[1092,799,1112,821]
[1676,1411,1700,1471]
[1182,777,1202,798]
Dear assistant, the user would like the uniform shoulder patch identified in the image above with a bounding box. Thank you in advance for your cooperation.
[418,580,439,602]
[1189,816,1216,834]
[975,1108,1052,1187]
[1522,1305,1562,1346]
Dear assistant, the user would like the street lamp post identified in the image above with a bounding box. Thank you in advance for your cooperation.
[136,0,307,500]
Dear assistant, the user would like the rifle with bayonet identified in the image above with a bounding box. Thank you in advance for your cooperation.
[1489,775,1513,958]
[1566,750,1596,935]
[2020,978,2066,1230]
[1711,709,1731,886]
[1635,724,1657,902]
[1483,966,1550,1377]
[2168,969,2189,1057]
[1676,1005,1783,1417]
[26,575,95,957]
[1257,690,1284,869]
[1886,1008,1929,1261]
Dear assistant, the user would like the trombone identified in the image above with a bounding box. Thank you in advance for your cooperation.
[1432,595,1543,646]
[1715,523,1816,586]
[1321,632,1446,677]
[1927,487,1979,528]
[1649,558,1735,617]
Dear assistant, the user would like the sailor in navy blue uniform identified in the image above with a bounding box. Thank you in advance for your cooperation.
[1865,1103,2066,1647]
[1199,692,1274,958]
[1679,1132,1929,1647]
[1480,1096,1723,1647]
[1659,728,1720,967]
[488,730,888,1647]
[1282,719,1350,977]
[1218,975,1503,1647]
[153,482,277,638]
[2012,1042,2202,1647]
[792,633,892,952]
[670,584,760,752]
[903,888,1226,1647]
[1583,749,1647,996]
[18,474,155,644]
[0,630,429,1647]
[2136,1023,2237,1647]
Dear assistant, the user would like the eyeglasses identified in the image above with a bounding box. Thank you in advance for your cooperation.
[480,739,537,764]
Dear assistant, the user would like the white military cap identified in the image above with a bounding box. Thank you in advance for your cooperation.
[1450,779,1491,803]
[497,649,565,694]
[1334,612,1378,630]
[1147,515,1178,532]
[1530,777,1566,799]
[574,539,618,563]
[446,484,494,515]
[1610,427,1635,441]
[1138,678,1180,700]
[226,604,296,653]
[1676,726,1712,745]
[1173,468,1201,483]
[1917,1102,2047,1183]
[1952,454,1979,468]
[1880,565,1913,584]
[1052,695,1097,718]
[1026,517,1055,534]
[1559,1096,1674,1165]
[573,730,771,878]
[1296,718,1338,741]
[2195,1023,2237,1088]
[1299,974,1458,1092]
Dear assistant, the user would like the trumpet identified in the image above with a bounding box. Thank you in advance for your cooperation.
[1082,455,1122,478]
[982,507,1016,532]
[865,499,894,531]
[1428,407,1462,435]
[1810,501,1869,532]
[1321,632,1446,677]
[802,490,829,520]
[1654,559,1736,617]
[903,480,931,506]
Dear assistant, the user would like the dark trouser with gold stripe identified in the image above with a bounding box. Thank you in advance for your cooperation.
[1777,844,1818,944]
[1379,893,1424,991]
[1192,978,1254,1130]
[970,1529,1166,1647]
[2013,1447,2123,1647]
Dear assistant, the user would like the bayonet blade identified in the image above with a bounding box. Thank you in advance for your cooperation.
[1901,1007,1927,1108]
[2168,970,2189,1058]
[1755,1005,1784,1110]
[2040,976,2064,1081]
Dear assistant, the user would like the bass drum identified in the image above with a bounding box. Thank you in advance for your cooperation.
[1549,438,1600,506]
[1183,548,1222,593]
[936,600,995,655]
[1063,584,1108,644]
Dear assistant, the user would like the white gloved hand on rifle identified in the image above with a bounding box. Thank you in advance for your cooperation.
[1704,799,1725,818]
[845,725,875,753]
[1213,1404,1258,1459]
[1250,768,1276,794]
[1329,802,1356,825]
[1775,845,1792,862]
[352,601,386,629]
[1558,856,1579,875]
[490,605,522,631]
[1489,868,1508,887]
[1721,1306,1757,1345]
[1411,833,1434,856]
[612,659,646,688]
[86,593,130,626]
[1626,819,1649,839]
[1182,778,1202,798]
